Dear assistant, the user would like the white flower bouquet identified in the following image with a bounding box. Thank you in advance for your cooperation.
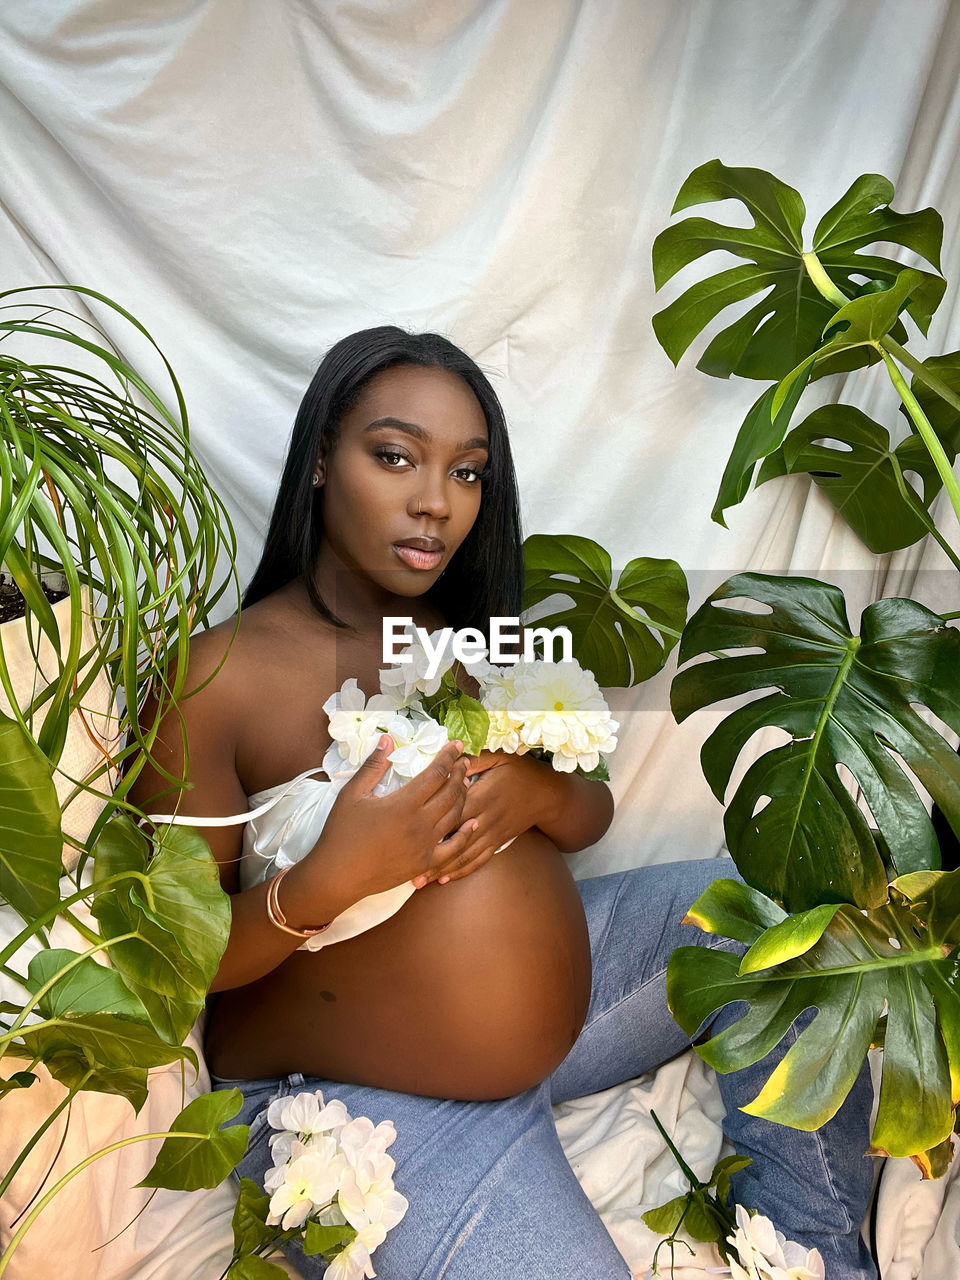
[223,1089,408,1279]
[321,627,618,788]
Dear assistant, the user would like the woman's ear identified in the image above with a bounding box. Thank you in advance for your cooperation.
[312,459,325,487]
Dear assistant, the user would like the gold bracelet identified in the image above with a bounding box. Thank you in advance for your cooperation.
[265,867,332,939]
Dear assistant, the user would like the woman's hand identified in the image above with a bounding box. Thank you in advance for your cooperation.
[423,749,558,885]
[298,735,478,906]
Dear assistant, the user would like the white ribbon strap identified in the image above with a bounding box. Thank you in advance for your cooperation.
[144,765,328,828]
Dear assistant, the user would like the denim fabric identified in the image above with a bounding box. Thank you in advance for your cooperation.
[211,859,877,1279]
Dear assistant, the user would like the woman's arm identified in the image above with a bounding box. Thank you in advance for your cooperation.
[529,764,614,853]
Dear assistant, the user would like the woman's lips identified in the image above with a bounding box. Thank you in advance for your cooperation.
[393,543,443,571]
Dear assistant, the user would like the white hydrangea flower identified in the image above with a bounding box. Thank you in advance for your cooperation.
[324,1222,387,1280]
[264,1139,346,1230]
[505,658,618,772]
[266,1090,352,1167]
[323,678,406,767]
[381,713,450,779]
[724,1206,825,1280]
[379,628,457,701]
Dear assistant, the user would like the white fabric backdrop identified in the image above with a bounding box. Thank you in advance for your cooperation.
[3,3,960,1277]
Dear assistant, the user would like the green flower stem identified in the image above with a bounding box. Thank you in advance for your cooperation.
[880,348,960,530]
[649,1109,703,1188]
[0,871,155,970]
[0,1071,91,1200]
[888,454,960,573]
[0,961,26,986]
[883,336,960,416]
[801,252,848,309]
[943,610,960,620]
[0,933,138,1047]
[0,1129,209,1276]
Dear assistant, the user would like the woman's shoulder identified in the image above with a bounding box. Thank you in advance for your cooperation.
[188,583,340,693]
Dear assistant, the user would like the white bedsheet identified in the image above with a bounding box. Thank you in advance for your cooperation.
[2,896,956,1280]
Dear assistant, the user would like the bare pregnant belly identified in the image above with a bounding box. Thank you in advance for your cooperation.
[204,830,593,1099]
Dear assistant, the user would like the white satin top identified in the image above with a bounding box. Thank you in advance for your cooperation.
[148,765,416,952]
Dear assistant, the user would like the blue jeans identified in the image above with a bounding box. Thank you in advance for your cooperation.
[211,859,877,1279]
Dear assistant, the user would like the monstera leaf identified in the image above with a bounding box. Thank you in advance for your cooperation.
[653,163,943,381]
[710,267,948,524]
[756,404,943,552]
[0,712,63,918]
[672,574,960,912]
[906,351,960,455]
[668,876,960,1167]
[522,534,688,687]
[91,816,231,1043]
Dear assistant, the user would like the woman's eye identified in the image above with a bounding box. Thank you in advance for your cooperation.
[454,465,486,483]
[375,448,410,468]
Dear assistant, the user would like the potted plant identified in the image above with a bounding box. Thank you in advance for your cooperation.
[642,162,960,1181]
[0,285,249,1271]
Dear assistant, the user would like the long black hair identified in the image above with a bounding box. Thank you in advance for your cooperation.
[243,326,524,632]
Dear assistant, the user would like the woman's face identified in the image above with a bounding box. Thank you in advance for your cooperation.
[316,363,489,600]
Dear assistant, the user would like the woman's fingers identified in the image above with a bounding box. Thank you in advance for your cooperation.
[412,817,478,889]
[434,842,500,884]
[408,741,465,800]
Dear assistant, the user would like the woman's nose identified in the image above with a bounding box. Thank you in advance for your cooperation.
[412,476,450,519]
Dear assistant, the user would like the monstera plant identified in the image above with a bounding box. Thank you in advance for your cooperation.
[0,286,247,1267]
[650,162,960,1177]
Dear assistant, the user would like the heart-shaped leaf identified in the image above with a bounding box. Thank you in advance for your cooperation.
[672,574,960,910]
[756,404,942,552]
[653,163,942,381]
[91,816,230,1042]
[139,1087,249,1191]
[522,534,688,687]
[0,711,64,918]
[669,879,958,1157]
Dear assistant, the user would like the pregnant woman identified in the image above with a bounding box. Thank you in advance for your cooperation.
[128,328,877,1279]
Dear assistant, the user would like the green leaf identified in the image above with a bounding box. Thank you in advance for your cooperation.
[138,1087,249,1191]
[681,878,786,946]
[679,1194,728,1244]
[911,1133,958,1179]
[0,1070,38,1095]
[709,1153,753,1205]
[303,1219,357,1257]
[673,575,960,910]
[27,948,151,1020]
[668,899,957,1155]
[771,268,946,422]
[225,1256,290,1279]
[231,1177,276,1257]
[577,756,610,782]
[652,163,942,381]
[907,351,960,456]
[711,376,811,526]
[641,1194,690,1236]
[522,535,688,686]
[91,816,230,1042]
[0,711,64,918]
[443,695,489,755]
[757,404,942,552]
[739,905,842,975]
